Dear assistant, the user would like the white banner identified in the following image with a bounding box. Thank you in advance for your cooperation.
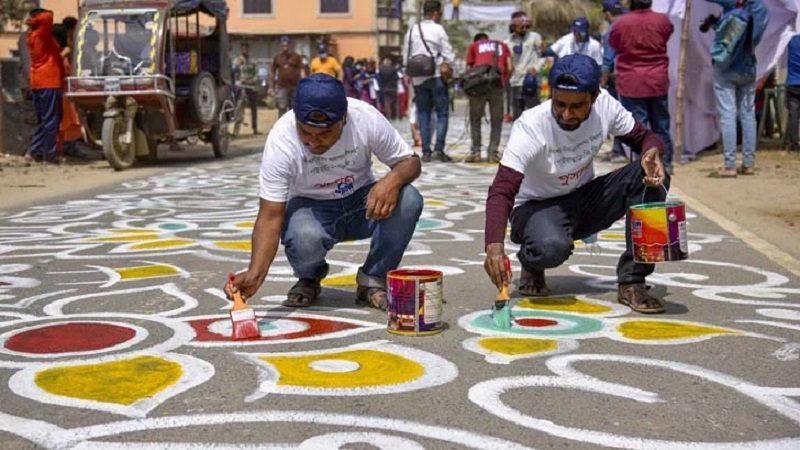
[444,2,520,22]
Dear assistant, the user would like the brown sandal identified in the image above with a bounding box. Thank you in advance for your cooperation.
[617,283,665,314]
[283,279,321,308]
[518,268,551,297]
[355,286,388,311]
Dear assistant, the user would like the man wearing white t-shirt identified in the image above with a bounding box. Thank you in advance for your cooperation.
[225,74,423,310]
[548,17,603,66]
[483,55,670,314]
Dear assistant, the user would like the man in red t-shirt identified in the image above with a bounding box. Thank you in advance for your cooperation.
[25,8,64,164]
[464,33,511,163]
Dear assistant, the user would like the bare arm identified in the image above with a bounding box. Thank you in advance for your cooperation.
[366,155,421,220]
[225,199,286,300]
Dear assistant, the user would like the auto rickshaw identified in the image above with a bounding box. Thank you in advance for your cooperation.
[66,0,233,170]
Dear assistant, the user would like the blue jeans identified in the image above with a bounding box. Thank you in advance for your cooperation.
[29,88,63,162]
[281,183,423,288]
[414,77,449,155]
[620,95,674,168]
[713,71,757,169]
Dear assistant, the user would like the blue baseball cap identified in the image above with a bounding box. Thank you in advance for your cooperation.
[279,35,290,44]
[549,54,601,93]
[571,16,590,34]
[293,74,348,128]
[602,0,627,14]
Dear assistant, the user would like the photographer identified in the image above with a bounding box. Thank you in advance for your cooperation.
[703,0,769,178]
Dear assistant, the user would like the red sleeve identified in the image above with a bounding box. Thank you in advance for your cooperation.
[466,43,475,67]
[608,22,620,51]
[617,121,664,156]
[485,165,524,248]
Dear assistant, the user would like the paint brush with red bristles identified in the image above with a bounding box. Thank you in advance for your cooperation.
[228,273,260,340]
[491,256,513,329]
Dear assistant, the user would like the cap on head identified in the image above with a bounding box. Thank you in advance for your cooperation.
[279,35,290,44]
[548,54,601,94]
[571,16,590,34]
[602,0,628,14]
[317,44,328,56]
[293,74,348,128]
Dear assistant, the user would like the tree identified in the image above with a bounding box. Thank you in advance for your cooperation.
[0,0,34,32]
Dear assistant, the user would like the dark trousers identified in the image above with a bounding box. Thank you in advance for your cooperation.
[511,85,539,120]
[468,86,503,155]
[620,95,674,167]
[414,77,450,155]
[29,88,63,162]
[786,85,800,147]
[245,87,259,132]
[382,91,398,120]
[510,162,670,285]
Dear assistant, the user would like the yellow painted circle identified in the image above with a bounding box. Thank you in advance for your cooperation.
[213,241,252,251]
[618,321,738,340]
[517,296,612,314]
[478,337,557,355]
[35,356,182,405]
[260,350,424,388]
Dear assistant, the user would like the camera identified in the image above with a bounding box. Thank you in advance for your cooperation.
[699,14,720,33]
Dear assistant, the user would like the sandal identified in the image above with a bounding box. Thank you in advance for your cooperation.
[518,267,551,297]
[708,168,737,178]
[355,285,388,311]
[737,166,755,176]
[617,283,665,314]
[282,278,322,308]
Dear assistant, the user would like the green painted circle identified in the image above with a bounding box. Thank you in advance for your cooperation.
[471,310,603,336]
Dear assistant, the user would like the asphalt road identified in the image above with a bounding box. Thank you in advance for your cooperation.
[0,114,798,449]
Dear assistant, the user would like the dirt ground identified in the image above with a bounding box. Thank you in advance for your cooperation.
[2,123,799,263]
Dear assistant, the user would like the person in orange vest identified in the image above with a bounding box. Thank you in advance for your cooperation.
[25,8,64,164]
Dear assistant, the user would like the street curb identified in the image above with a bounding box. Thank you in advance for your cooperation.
[673,186,800,278]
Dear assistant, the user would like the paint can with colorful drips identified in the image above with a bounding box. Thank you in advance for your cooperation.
[386,269,444,336]
[629,200,688,263]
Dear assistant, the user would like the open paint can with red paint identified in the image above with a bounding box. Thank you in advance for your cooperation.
[386,269,444,336]
[629,200,689,263]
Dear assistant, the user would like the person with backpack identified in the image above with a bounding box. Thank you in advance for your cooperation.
[609,0,674,173]
[464,33,512,163]
[705,0,769,177]
[403,0,455,163]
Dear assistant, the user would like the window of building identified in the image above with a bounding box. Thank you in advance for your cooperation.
[320,0,349,14]
[243,0,272,15]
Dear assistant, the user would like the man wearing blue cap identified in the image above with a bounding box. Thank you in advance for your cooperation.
[548,17,603,65]
[226,74,423,310]
[483,54,671,314]
[270,35,305,117]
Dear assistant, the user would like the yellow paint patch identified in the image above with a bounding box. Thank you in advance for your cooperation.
[213,241,252,252]
[260,350,424,388]
[424,199,447,207]
[518,296,612,314]
[90,233,160,243]
[478,338,557,355]
[115,264,180,280]
[129,239,194,250]
[599,231,626,241]
[110,229,156,234]
[618,321,739,341]
[35,356,182,405]
[321,273,357,287]
[234,221,255,229]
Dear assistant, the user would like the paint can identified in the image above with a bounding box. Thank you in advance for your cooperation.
[386,269,444,336]
[629,200,689,263]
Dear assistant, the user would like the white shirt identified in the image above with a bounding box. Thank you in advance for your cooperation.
[550,33,604,66]
[500,90,635,205]
[402,19,455,86]
[259,99,414,202]
[505,31,543,87]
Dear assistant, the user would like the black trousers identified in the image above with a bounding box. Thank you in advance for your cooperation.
[468,86,504,155]
[786,85,800,146]
[245,87,259,132]
[510,162,670,284]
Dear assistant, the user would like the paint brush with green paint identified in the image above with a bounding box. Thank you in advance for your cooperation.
[492,256,513,329]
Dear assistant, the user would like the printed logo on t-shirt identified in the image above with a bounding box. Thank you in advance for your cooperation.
[315,175,356,197]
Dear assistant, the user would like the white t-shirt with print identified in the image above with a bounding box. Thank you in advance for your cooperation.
[259,98,414,202]
[500,90,635,206]
[550,33,603,66]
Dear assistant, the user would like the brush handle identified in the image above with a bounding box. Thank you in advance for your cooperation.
[228,272,248,311]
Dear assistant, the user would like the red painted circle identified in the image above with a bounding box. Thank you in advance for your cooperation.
[515,318,559,327]
[5,322,137,354]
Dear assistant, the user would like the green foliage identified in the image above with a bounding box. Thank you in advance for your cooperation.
[0,0,34,32]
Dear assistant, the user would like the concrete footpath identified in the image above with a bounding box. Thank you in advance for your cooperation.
[0,111,798,449]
